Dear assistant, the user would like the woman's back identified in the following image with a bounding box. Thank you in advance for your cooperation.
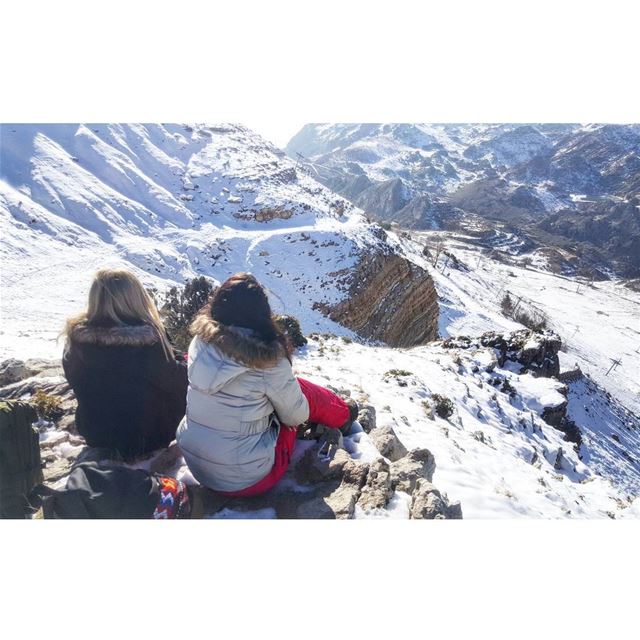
[61,268,189,459]
[64,321,187,458]
[177,318,309,492]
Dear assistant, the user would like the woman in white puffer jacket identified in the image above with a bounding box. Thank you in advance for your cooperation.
[176,273,357,497]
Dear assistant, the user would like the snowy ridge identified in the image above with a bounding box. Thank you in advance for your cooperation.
[286,123,582,197]
[1,123,392,358]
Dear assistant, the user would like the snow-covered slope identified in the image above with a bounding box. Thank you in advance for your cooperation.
[290,333,639,518]
[1,123,413,358]
[392,229,640,417]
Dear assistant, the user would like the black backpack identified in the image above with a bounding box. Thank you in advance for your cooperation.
[29,461,191,519]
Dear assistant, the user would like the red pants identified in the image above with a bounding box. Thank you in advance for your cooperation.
[216,377,349,498]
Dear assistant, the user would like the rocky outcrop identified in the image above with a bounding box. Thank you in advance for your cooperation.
[357,405,377,433]
[444,329,561,378]
[0,358,63,387]
[253,206,294,222]
[316,250,439,347]
[233,206,295,222]
[410,480,463,519]
[369,425,408,462]
[294,446,371,519]
[356,458,394,511]
[0,359,29,386]
[0,359,77,433]
[291,441,459,519]
[389,448,437,494]
[439,332,586,450]
[479,329,561,377]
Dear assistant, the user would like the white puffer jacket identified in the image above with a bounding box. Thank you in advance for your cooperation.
[176,316,309,492]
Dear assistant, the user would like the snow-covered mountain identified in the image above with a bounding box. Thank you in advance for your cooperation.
[2,123,639,518]
[287,123,640,277]
[0,123,438,358]
[286,123,581,196]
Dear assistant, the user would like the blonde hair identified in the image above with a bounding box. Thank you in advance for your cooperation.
[64,268,174,360]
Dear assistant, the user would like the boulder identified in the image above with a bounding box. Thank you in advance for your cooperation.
[0,359,29,386]
[293,442,370,519]
[479,329,561,378]
[296,483,360,519]
[341,457,370,488]
[410,480,448,519]
[368,425,408,462]
[42,457,73,484]
[0,358,63,388]
[356,457,394,511]
[24,359,64,379]
[542,401,568,428]
[295,446,353,484]
[390,448,436,494]
[410,479,463,519]
[57,414,77,433]
[0,375,71,401]
[358,405,377,433]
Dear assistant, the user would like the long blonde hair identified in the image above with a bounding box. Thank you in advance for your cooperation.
[64,268,174,360]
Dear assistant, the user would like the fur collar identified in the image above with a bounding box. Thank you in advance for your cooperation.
[190,314,285,368]
[69,322,160,347]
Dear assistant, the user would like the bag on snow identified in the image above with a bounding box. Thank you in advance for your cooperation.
[29,461,191,519]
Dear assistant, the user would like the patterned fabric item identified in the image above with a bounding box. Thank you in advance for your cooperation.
[153,476,190,519]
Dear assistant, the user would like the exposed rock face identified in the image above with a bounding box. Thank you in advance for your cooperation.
[390,448,436,494]
[0,359,29,386]
[511,331,562,378]
[233,206,295,222]
[446,329,562,378]
[356,457,394,511]
[253,206,294,222]
[317,250,439,347]
[358,405,376,433]
[369,425,408,462]
[542,401,569,428]
[0,358,62,387]
[294,445,370,519]
[410,479,463,519]
[0,359,77,434]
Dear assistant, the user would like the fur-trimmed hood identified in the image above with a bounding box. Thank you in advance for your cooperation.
[68,322,160,347]
[190,313,286,369]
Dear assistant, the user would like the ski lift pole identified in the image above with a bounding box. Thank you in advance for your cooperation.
[605,358,622,376]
